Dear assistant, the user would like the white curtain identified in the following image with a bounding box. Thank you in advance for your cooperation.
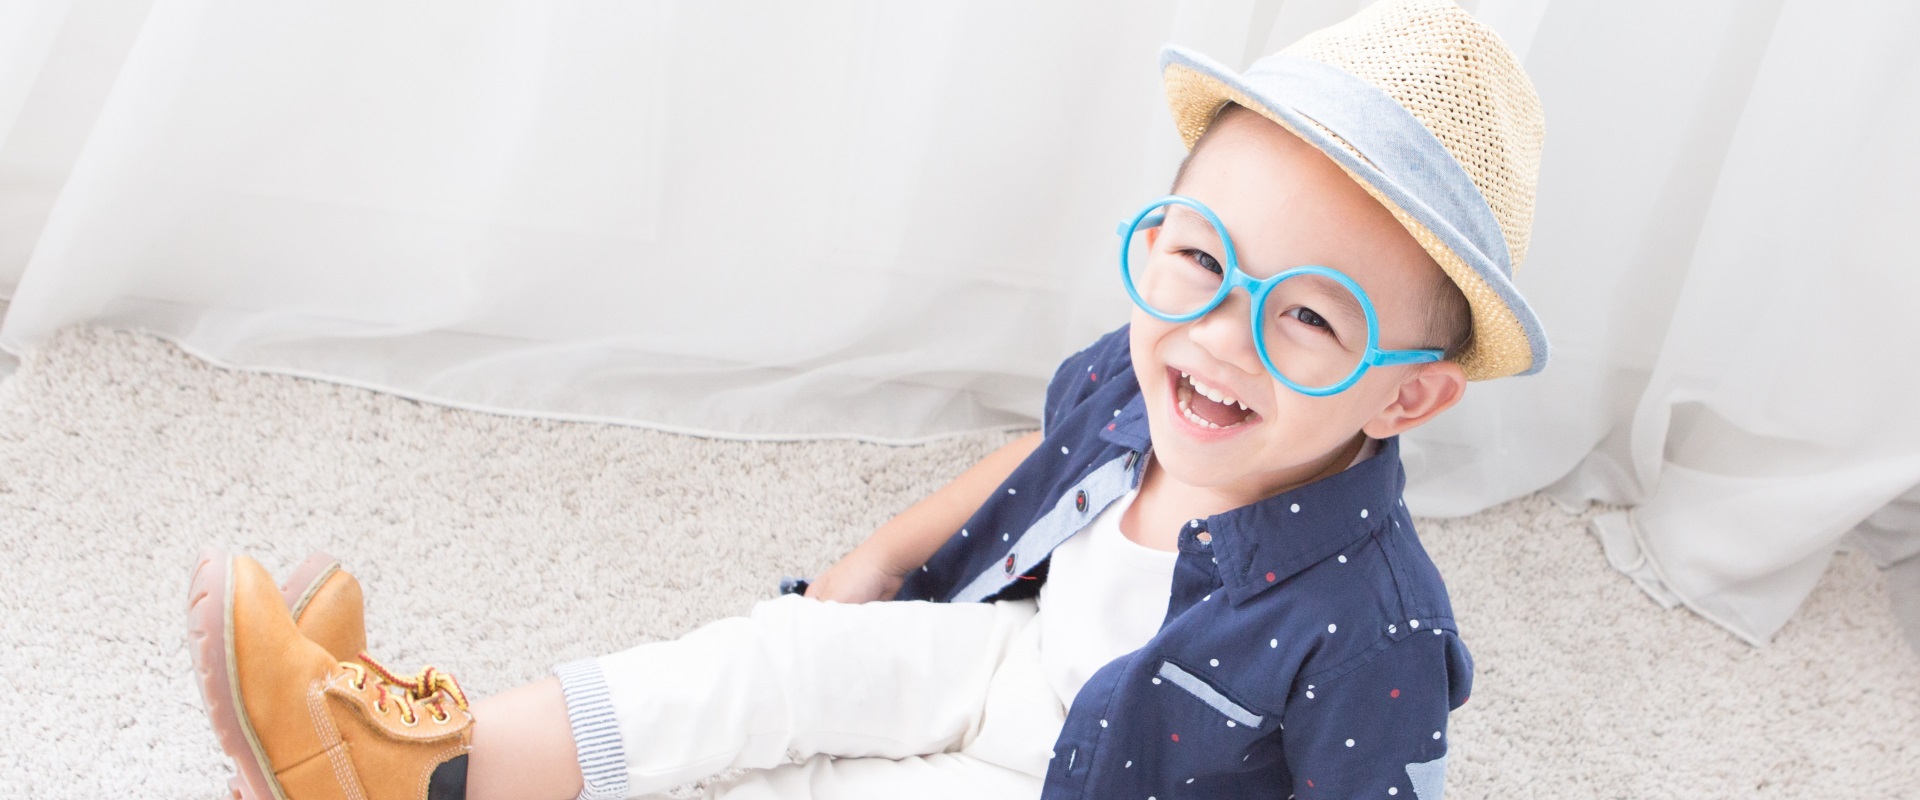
[1399,0,1920,645]
[2,0,1914,645]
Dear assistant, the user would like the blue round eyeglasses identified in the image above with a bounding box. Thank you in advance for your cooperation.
[1117,194,1442,397]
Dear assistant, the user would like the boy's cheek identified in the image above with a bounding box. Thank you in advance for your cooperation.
[1127,311,1177,372]
[1126,319,1156,381]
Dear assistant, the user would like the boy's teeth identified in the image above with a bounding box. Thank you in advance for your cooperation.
[1182,372,1250,412]
[1175,374,1245,430]
[1177,395,1222,429]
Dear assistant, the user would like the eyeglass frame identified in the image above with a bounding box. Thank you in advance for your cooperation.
[1116,194,1444,397]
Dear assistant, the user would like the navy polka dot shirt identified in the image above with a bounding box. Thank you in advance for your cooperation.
[856,324,1470,798]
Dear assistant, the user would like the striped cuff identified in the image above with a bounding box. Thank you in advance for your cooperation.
[554,658,629,800]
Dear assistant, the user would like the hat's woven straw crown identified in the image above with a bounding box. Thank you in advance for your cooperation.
[1281,0,1544,271]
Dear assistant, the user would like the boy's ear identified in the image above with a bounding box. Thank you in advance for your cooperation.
[1361,360,1466,438]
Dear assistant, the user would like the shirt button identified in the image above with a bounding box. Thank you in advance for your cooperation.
[1075,490,1088,512]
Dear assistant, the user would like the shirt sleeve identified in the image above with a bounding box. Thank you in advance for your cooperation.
[1279,629,1472,799]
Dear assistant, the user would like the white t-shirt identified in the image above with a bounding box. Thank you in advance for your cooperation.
[1035,438,1381,708]
[1036,482,1175,708]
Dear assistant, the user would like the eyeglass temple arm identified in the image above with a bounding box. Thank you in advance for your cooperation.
[1116,213,1167,237]
[1370,348,1445,366]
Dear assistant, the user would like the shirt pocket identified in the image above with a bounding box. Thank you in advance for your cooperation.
[1157,659,1269,731]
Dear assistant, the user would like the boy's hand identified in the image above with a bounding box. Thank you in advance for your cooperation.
[802,430,1041,605]
[803,547,907,603]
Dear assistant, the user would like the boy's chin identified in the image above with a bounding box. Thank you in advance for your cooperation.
[1149,415,1358,493]
[1151,434,1264,488]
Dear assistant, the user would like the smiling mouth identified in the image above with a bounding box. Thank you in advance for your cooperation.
[1172,368,1258,430]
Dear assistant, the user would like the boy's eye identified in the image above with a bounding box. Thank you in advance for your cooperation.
[1287,306,1332,331]
[1181,249,1223,276]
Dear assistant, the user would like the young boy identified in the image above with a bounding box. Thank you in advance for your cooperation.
[185,1,1548,798]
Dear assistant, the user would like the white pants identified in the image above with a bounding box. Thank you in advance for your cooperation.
[556,595,1063,799]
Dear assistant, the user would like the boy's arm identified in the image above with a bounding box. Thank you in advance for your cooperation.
[805,429,1042,603]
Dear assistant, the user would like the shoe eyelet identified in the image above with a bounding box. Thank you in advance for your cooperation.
[431,710,451,724]
[374,698,388,713]
[400,711,420,728]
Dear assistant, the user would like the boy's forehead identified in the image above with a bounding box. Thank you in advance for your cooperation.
[1174,111,1443,327]
[1180,124,1402,263]
[1184,108,1345,201]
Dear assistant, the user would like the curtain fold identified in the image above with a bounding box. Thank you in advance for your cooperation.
[1,0,1913,644]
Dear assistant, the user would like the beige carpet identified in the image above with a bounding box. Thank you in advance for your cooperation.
[2,326,1916,799]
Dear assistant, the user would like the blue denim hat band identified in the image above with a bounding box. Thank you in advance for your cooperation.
[1237,54,1511,275]
[1159,46,1550,376]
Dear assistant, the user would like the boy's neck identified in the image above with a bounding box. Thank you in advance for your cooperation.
[1122,432,1372,551]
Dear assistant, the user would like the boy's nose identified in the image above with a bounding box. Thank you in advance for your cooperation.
[1185,290,1264,375]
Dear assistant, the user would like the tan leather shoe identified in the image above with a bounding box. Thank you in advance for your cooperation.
[188,549,473,800]
[279,552,366,662]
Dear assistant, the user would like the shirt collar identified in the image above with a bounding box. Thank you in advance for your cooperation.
[1210,434,1404,604]
[1097,391,1151,451]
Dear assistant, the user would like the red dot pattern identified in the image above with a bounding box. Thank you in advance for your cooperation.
[1266,572,1276,582]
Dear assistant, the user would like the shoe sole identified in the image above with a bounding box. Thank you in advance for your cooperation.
[186,549,289,800]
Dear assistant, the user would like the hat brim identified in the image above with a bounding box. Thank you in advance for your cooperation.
[1160,46,1548,380]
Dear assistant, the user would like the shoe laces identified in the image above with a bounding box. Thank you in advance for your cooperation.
[341,651,471,726]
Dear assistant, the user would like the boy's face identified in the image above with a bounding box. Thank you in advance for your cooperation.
[1130,106,1464,502]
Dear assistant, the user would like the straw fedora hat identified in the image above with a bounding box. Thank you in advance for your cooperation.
[1161,0,1548,380]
